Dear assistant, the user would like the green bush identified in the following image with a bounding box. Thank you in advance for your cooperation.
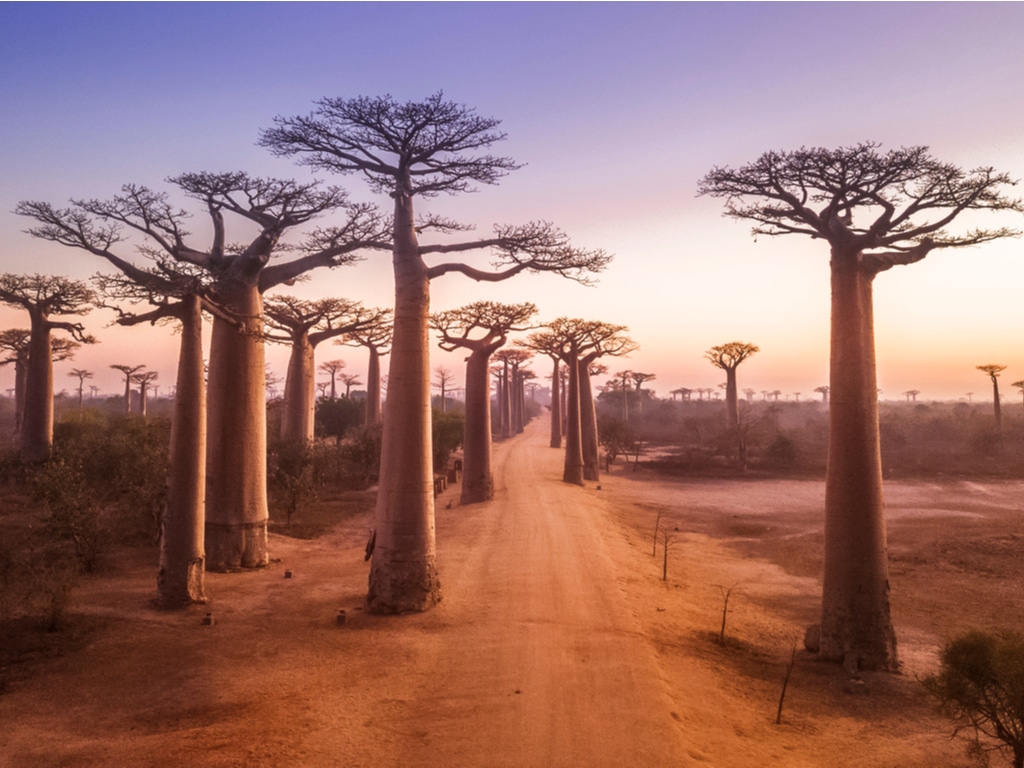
[316,397,364,442]
[23,415,172,570]
[924,630,1024,768]
[432,409,464,473]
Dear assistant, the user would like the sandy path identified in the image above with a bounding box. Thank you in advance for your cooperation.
[391,418,692,767]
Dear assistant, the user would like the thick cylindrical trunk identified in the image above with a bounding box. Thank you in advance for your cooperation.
[992,379,1002,432]
[461,350,494,504]
[140,385,148,418]
[510,365,523,434]
[123,375,132,415]
[820,251,898,671]
[499,362,512,438]
[580,359,600,482]
[367,192,440,613]
[280,333,315,444]
[560,368,568,437]
[549,358,561,449]
[21,317,53,463]
[725,368,739,430]
[158,295,207,606]
[205,283,269,571]
[13,357,27,434]
[366,347,382,424]
[562,353,584,485]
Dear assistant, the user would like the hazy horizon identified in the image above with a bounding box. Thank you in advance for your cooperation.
[3,3,1023,402]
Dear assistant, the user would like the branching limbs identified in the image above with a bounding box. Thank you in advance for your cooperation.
[431,301,538,353]
[698,143,1023,270]
[260,92,521,197]
[423,221,611,285]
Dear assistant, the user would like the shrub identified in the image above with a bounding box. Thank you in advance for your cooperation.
[341,424,383,488]
[924,630,1024,768]
[316,397,364,442]
[432,409,464,473]
[267,439,318,525]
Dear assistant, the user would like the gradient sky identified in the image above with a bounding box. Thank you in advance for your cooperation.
[2,3,1024,402]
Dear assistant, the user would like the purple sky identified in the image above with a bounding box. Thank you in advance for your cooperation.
[3,3,1024,401]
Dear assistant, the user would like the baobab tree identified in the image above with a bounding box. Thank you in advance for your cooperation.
[977,364,1007,433]
[133,370,159,418]
[338,312,392,425]
[742,387,756,404]
[338,373,362,398]
[903,390,920,403]
[261,92,610,612]
[700,142,1023,671]
[263,295,380,444]
[0,274,95,462]
[814,385,830,404]
[614,370,633,421]
[630,372,656,416]
[68,368,93,412]
[0,330,79,435]
[493,349,532,437]
[318,359,346,401]
[432,301,537,503]
[92,262,237,606]
[433,365,455,414]
[19,174,387,571]
[110,364,146,415]
[704,342,759,430]
[527,319,635,485]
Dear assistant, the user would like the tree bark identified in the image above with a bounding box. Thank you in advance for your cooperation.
[562,352,584,485]
[205,283,269,571]
[499,360,512,438]
[367,191,440,613]
[992,378,1002,433]
[13,357,27,434]
[549,358,562,449]
[280,331,316,444]
[365,346,382,424]
[461,348,495,504]
[21,313,54,463]
[724,367,739,430]
[820,248,898,671]
[158,294,207,606]
[580,358,600,482]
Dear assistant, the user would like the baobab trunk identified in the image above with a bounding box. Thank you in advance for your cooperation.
[499,361,512,438]
[365,346,382,424]
[724,368,739,430]
[158,295,207,606]
[562,354,585,485]
[579,359,600,482]
[13,357,27,434]
[549,358,561,449]
[992,377,1003,433]
[21,317,54,463]
[280,332,316,444]
[367,192,439,613]
[205,283,269,571]
[461,349,494,504]
[820,251,898,671]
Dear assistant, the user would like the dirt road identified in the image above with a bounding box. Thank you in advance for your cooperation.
[389,419,693,767]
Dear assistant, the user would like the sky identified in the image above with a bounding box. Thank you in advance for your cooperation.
[2,2,1024,403]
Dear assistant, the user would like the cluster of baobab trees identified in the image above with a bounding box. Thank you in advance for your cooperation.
[5,93,610,615]
[5,93,1023,675]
